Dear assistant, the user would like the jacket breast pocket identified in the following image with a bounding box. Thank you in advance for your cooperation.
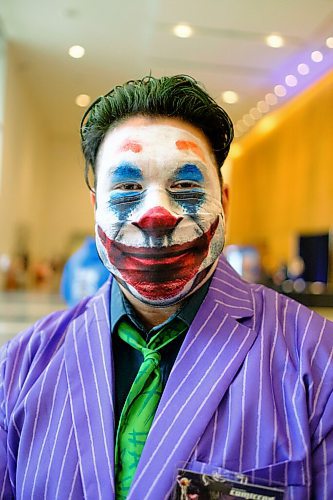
[185,459,308,499]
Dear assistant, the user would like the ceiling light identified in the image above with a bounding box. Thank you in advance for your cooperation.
[240,119,249,130]
[69,45,85,58]
[75,94,91,107]
[265,93,278,106]
[266,34,284,48]
[236,120,247,133]
[222,90,239,104]
[173,24,193,38]
[297,63,309,75]
[250,107,261,120]
[311,50,323,62]
[274,84,287,97]
[326,37,333,49]
[243,114,255,127]
[285,74,298,87]
[257,100,270,113]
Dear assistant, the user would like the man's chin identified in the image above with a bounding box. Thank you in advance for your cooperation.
[128,278,191,305]
[115,264,213,307]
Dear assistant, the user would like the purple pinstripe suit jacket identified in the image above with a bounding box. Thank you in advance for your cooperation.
[1,255,333,499]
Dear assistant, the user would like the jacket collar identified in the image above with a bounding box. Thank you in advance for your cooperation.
[209,254,255,320]
[64,282,116,498]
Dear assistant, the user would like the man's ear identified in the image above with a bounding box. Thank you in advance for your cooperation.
[90,191,96,208]
[221,183,229,222]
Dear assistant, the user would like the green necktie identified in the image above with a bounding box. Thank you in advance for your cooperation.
[115,318,187,499]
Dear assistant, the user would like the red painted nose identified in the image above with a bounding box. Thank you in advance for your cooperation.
[134,206,183,235]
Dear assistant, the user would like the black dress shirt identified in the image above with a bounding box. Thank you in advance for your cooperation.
[110,279,210,426]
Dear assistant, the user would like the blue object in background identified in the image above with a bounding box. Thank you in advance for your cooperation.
[61,237,110,306]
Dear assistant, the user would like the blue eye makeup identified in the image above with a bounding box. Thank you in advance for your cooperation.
[107,161,206,220]
[108,190,143,221]
[172,163,204,184]
[169,163,205,214]
[108,162,144,220]
[110,162,143,184]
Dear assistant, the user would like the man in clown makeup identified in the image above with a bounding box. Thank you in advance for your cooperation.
[1,76,333,500]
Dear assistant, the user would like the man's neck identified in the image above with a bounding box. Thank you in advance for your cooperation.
[118,284,181,329]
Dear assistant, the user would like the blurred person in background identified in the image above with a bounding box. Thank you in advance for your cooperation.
[4,253,29,290]
[61,236,110,306]
[0,75,332,499]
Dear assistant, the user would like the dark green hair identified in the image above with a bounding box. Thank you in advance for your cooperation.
[80,75,234,191]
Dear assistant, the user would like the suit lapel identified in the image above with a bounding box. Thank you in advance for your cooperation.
[64,279,116,499]
[129,256,259,499]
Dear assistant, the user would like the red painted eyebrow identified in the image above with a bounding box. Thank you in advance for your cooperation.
[175,140,205,162]
[119,140,142,153]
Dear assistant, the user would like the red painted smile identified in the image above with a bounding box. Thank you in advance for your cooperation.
[98,217,219,300]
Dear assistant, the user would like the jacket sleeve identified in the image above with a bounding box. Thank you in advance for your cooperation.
[0,305,82,500]
[311,380,333,497]
[0,343,14,499]
[0,323,37,500]
[298,309,333,498]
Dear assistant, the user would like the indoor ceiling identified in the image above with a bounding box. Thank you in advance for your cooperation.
[0,0,333,138]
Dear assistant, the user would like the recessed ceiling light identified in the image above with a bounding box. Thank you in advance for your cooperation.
[311,50,323,62]
[265,93,278,106]
[274,84,287,97]
[266,34,284,48]
[297,63,309,75]
[326,37,333,49]
[257,100,270,113]
[285,74,298,87]
[250,107,261,120]
[240,119,249,130]
[69,45,85,59]
[236,120,247,133]
[75,94,91,107]
[222,90,239,104]
[243,114,255,127]
[173,24,193,38]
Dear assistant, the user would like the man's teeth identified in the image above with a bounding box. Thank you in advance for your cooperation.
[148,235,168,247]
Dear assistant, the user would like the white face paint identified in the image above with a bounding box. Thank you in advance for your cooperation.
[95,116,226,305]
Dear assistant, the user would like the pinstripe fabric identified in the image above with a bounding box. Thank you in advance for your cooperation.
[1,254,333,499]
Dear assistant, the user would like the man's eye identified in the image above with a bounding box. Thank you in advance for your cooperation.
[114,182,142,191]
[170,181,199,189]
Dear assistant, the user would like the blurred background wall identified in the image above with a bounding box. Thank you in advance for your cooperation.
[228,69,333,273]
[0,44,93,265]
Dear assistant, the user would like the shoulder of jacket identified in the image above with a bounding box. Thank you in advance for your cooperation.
[0,295,92,395]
